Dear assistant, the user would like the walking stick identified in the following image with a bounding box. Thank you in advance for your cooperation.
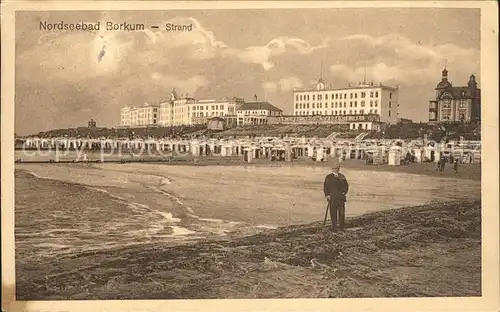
[323,201,330,226]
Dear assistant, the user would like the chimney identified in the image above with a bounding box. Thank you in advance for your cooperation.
[253,94,258,102]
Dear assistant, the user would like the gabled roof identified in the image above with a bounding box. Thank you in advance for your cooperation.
[237,102,282,112]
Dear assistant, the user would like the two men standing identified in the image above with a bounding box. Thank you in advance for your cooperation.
[323,165,349,232]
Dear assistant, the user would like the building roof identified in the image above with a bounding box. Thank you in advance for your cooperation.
[293,82,398,93]
[238,102,282,112]
[436,80,452,89]
[439,86,480,100]
[197,97,245,103]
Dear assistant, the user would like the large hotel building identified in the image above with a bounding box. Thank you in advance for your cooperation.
[120,90,282,128]
[120,77,399,131]
[290,77,399,130]
[120,103,159,127]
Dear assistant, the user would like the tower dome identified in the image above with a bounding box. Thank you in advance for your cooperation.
[436,68,452,89]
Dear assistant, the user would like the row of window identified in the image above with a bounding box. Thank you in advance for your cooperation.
[440,113,466,120]
[240,111,269,116]
[295,100,379,110]
[192,105,226,111]
[442,102,468,109]
[295,91,383,102]
[294,110,392,117]
[192,111,226,117]
[294,109,380,116]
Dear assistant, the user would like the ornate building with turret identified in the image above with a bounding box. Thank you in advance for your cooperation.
[429,68,481,123]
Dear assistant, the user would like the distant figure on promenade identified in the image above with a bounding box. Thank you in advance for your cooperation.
[440,156,446,171]
[436,158,441,171]
[323,164,349,232]
[453,159,459,173]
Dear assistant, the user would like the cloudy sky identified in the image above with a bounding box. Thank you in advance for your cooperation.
[15,8,480,135]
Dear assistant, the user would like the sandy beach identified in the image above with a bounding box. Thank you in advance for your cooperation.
[14,161,481,299]
[16,199,481,299]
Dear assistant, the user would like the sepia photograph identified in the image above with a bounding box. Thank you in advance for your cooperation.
[2,1,499,312]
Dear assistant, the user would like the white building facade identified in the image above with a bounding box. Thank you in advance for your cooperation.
[120,103,159,127]
[237,101,283,126]
[158,89,196,126]
[191,98,244,123]
[293,79,400,125]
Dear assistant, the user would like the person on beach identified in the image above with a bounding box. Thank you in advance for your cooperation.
[440,156,446,172]
[453,159,459,173]
[323,164,349,232]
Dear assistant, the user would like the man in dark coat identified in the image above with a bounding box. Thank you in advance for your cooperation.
[324,165,349,232]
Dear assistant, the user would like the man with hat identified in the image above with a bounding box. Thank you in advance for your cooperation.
[323,164,349,232]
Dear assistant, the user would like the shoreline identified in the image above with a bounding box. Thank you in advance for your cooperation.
[16,157,482,181]
[16,199,481,299]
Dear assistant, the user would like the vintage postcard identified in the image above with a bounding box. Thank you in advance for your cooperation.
[1,1,499,312]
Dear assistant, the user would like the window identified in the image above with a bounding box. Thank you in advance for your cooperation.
[388,111,391,117]
[360,109,364,115]
[349,110,352,114]
[350,93,353,99]
[307,103,310,109]
[361,101,365,107]
[325,103,328,108]
[375,91,379,97]
[350,102,353,107]
[344,102,347,108]
[300,95,303,101]
[312,103,315,109]
[389,101,392,108]
[335,94,338,99]
[354,110,357,115]
[374,100,378,107]
[318,95,322,100]
[361,92,366,98]
[370,91,373,97]
[459,100,467,108]
[354,101,358,108]
[355,93,358,99]
[369,109,372,113]
[344,94,347,99]
[389,93,392,99]
[313,95,316,101]
[295,104,298,109]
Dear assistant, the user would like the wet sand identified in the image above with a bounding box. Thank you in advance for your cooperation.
[14,162,482,299]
